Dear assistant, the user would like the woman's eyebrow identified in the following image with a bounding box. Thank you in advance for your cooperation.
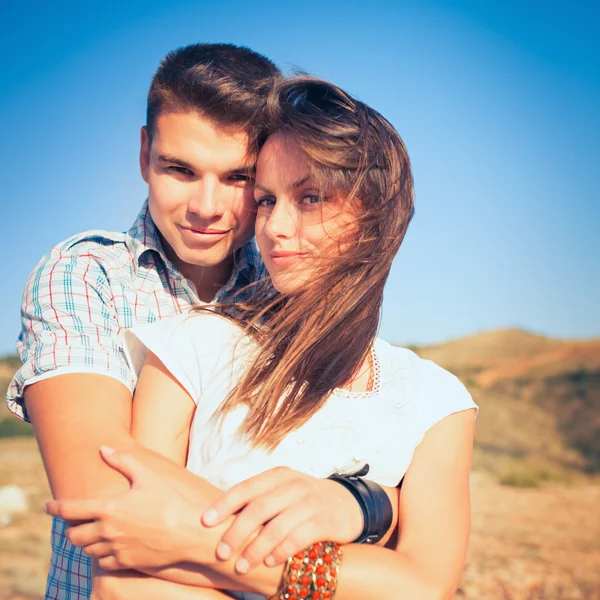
[291,176,310,189]
[254,183,272,194]
[255,176,311,195]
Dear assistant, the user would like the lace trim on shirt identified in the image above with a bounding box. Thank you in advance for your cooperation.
[331,345,380,400]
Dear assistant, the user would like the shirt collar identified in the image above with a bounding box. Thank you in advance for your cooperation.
[218,238,265,302]
[125,200,168,272]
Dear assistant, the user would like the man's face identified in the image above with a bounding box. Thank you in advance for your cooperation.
[140,111,256,278]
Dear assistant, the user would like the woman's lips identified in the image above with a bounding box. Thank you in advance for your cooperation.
[270,251,307,266]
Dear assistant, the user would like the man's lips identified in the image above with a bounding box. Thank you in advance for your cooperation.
[181,225,231,235]
[178,225,232,242]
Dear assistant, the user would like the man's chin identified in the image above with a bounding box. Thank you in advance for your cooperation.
[165,238,231,266]
[179,254,234,269]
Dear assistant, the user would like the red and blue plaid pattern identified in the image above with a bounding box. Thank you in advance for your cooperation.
[5,201,263,599]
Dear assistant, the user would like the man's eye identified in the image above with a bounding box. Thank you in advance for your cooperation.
[230,173,253,183]
[168,166,193,176]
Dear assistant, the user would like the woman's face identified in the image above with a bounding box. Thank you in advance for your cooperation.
[254,133,357,294]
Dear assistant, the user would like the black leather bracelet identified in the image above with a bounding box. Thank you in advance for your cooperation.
[327,464,394,544]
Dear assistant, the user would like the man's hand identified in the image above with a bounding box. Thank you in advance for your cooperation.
[45,446,208,572]
[200,466,365,573]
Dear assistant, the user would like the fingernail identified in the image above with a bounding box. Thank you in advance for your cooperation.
[216,542,231,560]
[202,508,219,526]
[265,555,276,567]
[100,446,115,455]
[42,503,48,514]
[235,557,249,574]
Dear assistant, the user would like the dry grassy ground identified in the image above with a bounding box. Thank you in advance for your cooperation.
[1,437,599,600]
[0,437,51,600]
[462,472,600,599]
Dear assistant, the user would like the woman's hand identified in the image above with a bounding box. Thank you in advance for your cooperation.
[44,446,208,572]
[201,466,365,573]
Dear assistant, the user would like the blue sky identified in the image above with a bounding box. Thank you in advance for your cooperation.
[1,0,598,354]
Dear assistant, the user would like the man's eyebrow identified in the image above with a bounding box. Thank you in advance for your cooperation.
[254,175,311,195]
[157,154,193,169]
[229,165,255,177]
[157,155,254,176]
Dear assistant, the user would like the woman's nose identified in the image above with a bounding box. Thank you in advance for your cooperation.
[264,200,298,239]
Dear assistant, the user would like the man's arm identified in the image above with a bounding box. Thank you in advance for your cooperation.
[11,247,203,599]
[12,248,143,502]
[27,371,236,600]
[26,374,135,501]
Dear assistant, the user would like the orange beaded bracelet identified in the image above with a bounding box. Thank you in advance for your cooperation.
[269,541,343,600]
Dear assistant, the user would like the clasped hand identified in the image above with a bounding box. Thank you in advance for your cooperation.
[44,446,364,574]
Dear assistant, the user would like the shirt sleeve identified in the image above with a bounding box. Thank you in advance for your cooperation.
[124,312,250,406]
[414,356,478,438]
[6,248,134,421]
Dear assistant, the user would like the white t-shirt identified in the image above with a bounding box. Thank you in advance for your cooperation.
[125,311,477,491]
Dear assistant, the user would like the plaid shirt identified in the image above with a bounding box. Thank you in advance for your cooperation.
[6,201,264,599]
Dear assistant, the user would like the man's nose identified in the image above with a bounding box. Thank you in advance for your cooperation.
[187,177,224,219]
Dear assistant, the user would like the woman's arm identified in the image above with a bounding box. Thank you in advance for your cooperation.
[51,406,475,599]
[125,351,383,563]
[91,569,232,600]
[130,350,196,464]
[199,464,398,569]
[88,350,212,599]
[335,407,476,600]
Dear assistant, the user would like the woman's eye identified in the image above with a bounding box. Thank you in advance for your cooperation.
[255,195,275,208]
[300,194,323,206]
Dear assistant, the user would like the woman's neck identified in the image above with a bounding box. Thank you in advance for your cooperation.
[342,350,374,393]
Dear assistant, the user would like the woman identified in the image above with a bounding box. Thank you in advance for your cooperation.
[46,76,477,600]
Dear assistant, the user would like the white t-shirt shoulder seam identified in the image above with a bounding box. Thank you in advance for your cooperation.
[125,311,250,405]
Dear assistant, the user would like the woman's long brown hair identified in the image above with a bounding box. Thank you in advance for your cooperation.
[215,76,415,450]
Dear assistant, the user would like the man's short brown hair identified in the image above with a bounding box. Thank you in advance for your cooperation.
[146,43,281,155]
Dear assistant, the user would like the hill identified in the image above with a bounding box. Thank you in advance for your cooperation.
[0,356,33,438]
[418,328,600,387]
[415,329,600,480]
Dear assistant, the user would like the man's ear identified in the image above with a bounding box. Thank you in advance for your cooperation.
[140,126,150,183]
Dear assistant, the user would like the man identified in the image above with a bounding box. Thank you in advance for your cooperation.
[6,43,278,598]
[6,43,393,599]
